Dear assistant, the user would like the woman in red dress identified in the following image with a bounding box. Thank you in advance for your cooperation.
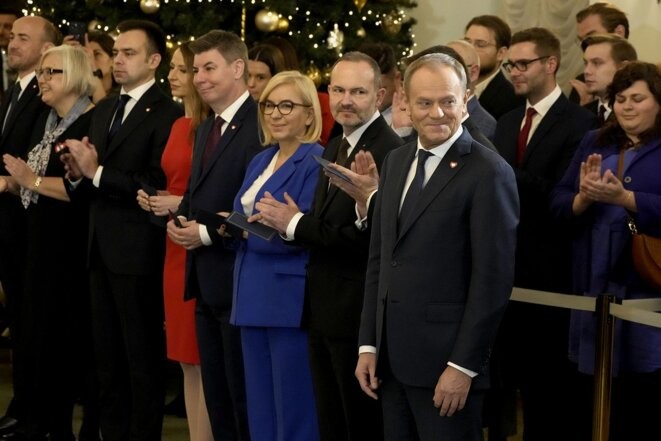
[136,42,211,441]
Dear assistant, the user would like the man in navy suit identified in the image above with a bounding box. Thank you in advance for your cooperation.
[66,20,182,441]
[167,30,261,441]
[493,27,596,441]
[356,52,518,441]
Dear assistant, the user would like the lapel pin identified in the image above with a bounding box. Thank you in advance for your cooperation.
[145,107,151,112]
[231,125,236,130]
[450,161,458,169]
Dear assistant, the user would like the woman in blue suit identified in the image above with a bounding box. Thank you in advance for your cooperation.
[229,71,322,441]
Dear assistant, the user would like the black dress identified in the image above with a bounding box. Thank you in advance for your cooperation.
[18,108,95,441]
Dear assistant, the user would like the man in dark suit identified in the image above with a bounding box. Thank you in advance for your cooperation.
[580,34,636,125]
[166,30,261,441]
[464,15,524,120]
[493,27,596,441]
[0,6,19,101]
[256,51,403,441]
[0,14,58,436]
[65,20,182,441]
[355,52,518,441]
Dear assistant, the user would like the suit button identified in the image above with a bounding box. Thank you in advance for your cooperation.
[624,176,632,183]
[391,260,398,267]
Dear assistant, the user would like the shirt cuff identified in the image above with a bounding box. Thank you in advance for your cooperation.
[284,212,304,241]
[92,165,103,188]
[358,345,377,355]
[447,362,478,378]
[199,224,212,246]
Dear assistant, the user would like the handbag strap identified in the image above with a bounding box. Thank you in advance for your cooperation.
[616,148,638,235]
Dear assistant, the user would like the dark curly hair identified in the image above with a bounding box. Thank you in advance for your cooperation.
[596,61,661,148]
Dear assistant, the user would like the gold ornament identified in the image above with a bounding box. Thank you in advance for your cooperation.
[306,63,322,88]
[255,9,279,33]
[327,23,344,52]
[87,19,101,32]
[381,11,401,35]
[356,27,367,38]
[322,66,332,84]
[353,0,367,12]
[276,17,289,33]
[140,0,160,14]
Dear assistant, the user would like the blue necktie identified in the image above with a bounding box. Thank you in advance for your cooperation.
[108,94,130,141]
[399,149,432,230]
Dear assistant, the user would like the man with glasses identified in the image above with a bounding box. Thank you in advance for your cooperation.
[463,15,523,120]
[493,27,595,441]
[256,51,402,441]
[0,14,58,438]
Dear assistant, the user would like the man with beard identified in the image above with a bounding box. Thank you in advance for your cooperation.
[464,15,523,120]
[256,51,403,441]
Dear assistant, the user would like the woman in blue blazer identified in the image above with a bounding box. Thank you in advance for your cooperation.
[229,71,322,441]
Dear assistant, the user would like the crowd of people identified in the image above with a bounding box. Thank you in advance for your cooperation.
[0,2,659,441]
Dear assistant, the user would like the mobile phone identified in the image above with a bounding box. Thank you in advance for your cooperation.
[68,21,87,45]
[313,155,352,183]
[226,211,277,241]
[141,183,158,197]
[168,209,183,228]
[195,209,227,230]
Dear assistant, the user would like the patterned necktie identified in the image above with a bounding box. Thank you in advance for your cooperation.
[202,116,224,168]
[598,104,607,125]
[399,149,433,230]
[2,82,21,135]
[108,94,131,141]
[516,107,537,168]
[335,137,351,166]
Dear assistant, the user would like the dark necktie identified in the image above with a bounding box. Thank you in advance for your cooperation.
[398,149,433,230]
[2,82,21,135]
[335,137,351,166]
[516,107,537,168]
[598,104,607,125]
[108,94,130,140]
[202,116,224,168]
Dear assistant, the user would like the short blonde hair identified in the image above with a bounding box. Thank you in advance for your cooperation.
[258,70,322,146]
[39,45,95,98]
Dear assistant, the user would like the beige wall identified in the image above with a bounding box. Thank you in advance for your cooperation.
[606,0,661,63]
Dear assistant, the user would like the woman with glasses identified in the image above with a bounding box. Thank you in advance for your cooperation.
[0,45,95,441]
[227,70,323,441]
[551,61,661,440]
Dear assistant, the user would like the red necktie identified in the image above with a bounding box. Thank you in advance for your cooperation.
[516,107,536,167]
[202,116,224,168]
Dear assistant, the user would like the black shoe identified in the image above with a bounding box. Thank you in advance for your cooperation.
[0,417,17,436]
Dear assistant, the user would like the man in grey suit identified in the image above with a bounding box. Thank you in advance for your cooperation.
[355,53,519,441]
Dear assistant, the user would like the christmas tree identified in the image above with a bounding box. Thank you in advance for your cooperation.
[26,0,417,84]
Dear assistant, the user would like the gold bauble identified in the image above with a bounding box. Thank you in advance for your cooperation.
[381,12,401,35]
[276,17,289,33]
[353,0,367,12]
[356,27,367,38]
[255,9,279,33]
[140,0,160,14]
[306,63,322,88]
[322,66,332,84]
[88,20,101,32]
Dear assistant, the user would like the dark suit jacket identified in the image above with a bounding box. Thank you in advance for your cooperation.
[494,93,596,292]
[179,97,262,308]
[478,70,525,121]
[295,115,403,339]
[78,84,183,275]
[467,95,496,141]
[358,130,519,390]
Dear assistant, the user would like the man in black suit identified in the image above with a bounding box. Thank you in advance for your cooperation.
[580,34,636,125]
[493,27,596,441]
[0,14,58,436]
[464,15,524,120]
[65,20,182,441]
[256,51,403,441]
[166,30,261,441]
[0,6,18,101]
[355,52,518,441]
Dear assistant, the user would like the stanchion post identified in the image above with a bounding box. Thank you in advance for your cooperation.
[592,294,616,441]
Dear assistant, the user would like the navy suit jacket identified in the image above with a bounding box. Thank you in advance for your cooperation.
[494,93,596,292]
[478,70,524,121]
[358,130,519,390]
[179,97,262,307]
[467,95,496,141]
[230,143,323,327]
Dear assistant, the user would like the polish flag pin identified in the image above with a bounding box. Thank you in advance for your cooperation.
[231,125,236,130]
[450,161,458,168]
[146,108,151,112]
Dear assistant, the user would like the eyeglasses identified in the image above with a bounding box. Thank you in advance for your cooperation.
[260,100,310,115]
[502,56,550,73]
[463,38,497,49]
[36,68,64,81]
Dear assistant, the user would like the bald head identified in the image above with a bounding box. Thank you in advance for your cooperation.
[8,16,60,76]
[447,39,480,91]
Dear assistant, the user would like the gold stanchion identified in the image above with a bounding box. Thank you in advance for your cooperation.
[592,295,615,441]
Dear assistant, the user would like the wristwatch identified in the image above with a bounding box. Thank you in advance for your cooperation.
[93,68,103,79]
